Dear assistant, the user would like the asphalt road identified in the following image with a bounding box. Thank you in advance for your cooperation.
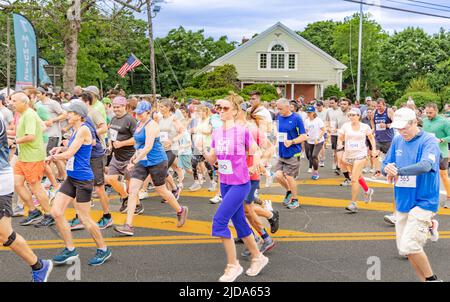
[2,149,450,282]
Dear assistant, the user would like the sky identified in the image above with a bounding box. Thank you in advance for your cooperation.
[139,0,450,43]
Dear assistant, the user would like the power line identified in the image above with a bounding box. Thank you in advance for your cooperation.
[386,0,450,12]
[407,0,450,10]
[343,0,450,18]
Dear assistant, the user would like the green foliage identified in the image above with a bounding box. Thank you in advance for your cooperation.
[323,85,344,99]
[194,64,238,89]
[375,81,401,104]
[440,86,450,104]
[241,84,279,101]
[405,77,432,94]
[172,86,237,101]
[428,59,450,92]
[395,92,441,109]
[298,20,340,57]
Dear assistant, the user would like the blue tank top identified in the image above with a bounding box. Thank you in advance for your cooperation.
[374,109,394,142]
[67,124,94,181]
[134,119,167,167]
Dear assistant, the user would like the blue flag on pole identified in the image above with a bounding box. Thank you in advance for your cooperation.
[39,58,52,86]
[13,13,38,90]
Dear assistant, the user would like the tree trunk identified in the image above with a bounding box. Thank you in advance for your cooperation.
[62,19,80,93]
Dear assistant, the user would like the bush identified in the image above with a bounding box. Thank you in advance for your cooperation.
[405,77,432,94]
[172,86,237,101]
[440,86,450,105]
[376,81,401,104]
[241,84,279,101]
[395,92,441,109]
[324,84,344,99]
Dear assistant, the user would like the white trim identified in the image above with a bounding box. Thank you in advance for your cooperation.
[267,40,289,52]
[291,83,295,100]
[257,52,297,71]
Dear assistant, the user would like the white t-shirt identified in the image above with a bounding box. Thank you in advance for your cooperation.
[338,122,371,159]
[304,117,325,144]
[326,108,347,136]
[253,106,273,123]
[316,108,329,123]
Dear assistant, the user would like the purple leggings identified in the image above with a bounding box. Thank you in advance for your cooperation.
[212,182,252,239]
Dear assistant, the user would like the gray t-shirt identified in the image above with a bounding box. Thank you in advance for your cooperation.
[326,108,348,136]
[40,98,63,138]
[88,109,107,148]
[0,107,13,125]
[109,113,137,162]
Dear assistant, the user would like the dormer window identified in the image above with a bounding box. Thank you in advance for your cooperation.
[258,41,297,70]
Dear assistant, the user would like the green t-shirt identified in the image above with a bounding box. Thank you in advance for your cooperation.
[423,115,450,158]
[92,100,107,121]
[17,108,46,162]
[34,102,49,143]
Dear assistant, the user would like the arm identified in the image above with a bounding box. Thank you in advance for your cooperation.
[50,126,90,160]
[203,147,217,165]
[171,116,185,143]
[16,134,36,144]
[133,121,158,163]
[96,122,108,136]
[113,137,135,149]
[397,161,433,176]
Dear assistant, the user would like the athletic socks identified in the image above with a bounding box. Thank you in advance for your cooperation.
[31,259,43,271]
[177,207,184,216]
[358,177,369,193]
[259,229,270,240]
[343,172,350,180]
[426,275,438,281]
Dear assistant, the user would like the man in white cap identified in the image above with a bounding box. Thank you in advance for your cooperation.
[382,107,442,282]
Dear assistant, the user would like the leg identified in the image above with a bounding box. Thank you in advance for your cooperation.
[28,181,50,213]
[0,217,38,265]
[155,185,182,213]
[50,192,75,249]
[95,185,110,215]
[14,174,34,211]
[439,169,450,200]
[408,252,433,282]
[74,202,106,249]
[125,178,144,226]
[275,171,289,190]
[105,174,127,199]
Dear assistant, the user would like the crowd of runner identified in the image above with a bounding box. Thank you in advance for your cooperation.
[0,85,448,282]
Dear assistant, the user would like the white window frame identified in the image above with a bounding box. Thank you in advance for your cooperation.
[257,51,298,71]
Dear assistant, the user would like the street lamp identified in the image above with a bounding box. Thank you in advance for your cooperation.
[146,0,165,97]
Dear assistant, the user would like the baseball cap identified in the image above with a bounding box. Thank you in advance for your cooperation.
[63,99,88,118]
[306,105,315,113]
[134,101,152,114]
[82,86,100,99]
[112,96,127,106]
[316,101,324,106]
[37,87,47,94]
[365,96,372,101]
[349,108,361,116]
[391,108,416,129]
[102,97,112,105]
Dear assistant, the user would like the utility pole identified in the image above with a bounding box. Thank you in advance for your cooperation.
[146,0,157,98]
[356,2,363,101]
[7,15,11,96]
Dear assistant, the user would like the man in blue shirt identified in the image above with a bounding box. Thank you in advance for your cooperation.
[382,107,442,282]
[274,98,308,209]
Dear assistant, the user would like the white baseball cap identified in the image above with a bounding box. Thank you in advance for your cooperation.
[391,108,416,129]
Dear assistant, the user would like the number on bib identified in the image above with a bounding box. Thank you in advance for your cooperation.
[278,132,287,143]
[66,157,75,171]
[395,175,416,188]
[109,129,118,142]
[159,131,169,142]
[375,124,386,131]
[218,160,233,175]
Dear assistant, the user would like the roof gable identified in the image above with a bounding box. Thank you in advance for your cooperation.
[206,22,346,70]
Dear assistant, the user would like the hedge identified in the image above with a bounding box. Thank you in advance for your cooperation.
[394,91,441,109]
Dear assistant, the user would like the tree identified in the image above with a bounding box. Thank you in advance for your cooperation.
[428,59,450,93]
[323,84,344,99]
[298,20,340,57]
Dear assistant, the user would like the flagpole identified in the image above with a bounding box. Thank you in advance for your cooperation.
[6,15,11,96]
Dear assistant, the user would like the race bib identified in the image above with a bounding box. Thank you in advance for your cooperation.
[159,131,169,142]
[376,123,386,131]
[66,157,74,171]
[109,129,118,142]
[330,121,337,129]
[346,141,362,151]
[395,175,416,188]
[278,132,287,143]
[218,159,233,175]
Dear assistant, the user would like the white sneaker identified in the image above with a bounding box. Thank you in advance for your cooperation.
[301,153,305,159]
[362,168,369,174]
[384,214,396,226]
[246,254,269,277]
[430,219,439,242]
[307,168,313,173]
[208,181,217,192]
[332,163,337,170]
[345,202,358,213]
[363,188,374,203]
[219,263,243,282]
[263,200,274,212]
[42,178,52,189]
[254,189,259,199]
[369,168,376,174]
[265,172,274,188]
[443,199,450,209]
[210,194,222,204]
[189,181,202,192]
[139,190,149,200]
[319,161,325,167]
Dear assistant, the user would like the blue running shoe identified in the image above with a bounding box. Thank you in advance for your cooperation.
[287,199,300,209]
[32,260,53,282]
[97,216,113,230]
[53,248,79,265]
[69,217,84,231]
[282,191,292,207]
[311,174,320,180]
[88,248,112,266]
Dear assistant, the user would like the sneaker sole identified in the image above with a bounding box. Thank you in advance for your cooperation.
[384,217,396,225]
[219,266,243,282]
[261,241,276,254]
[113,228,134,236]
[98,221,113,230]
[70,225,85,231]
[246,256,269,277]
[53,254,79,265]
[345,208,358,213]
[177,207,189,227]
[88,252,112,266]
[34,221,56,228]
[134,209,145,216]
[20,215,44,226]
[42,261,54,282]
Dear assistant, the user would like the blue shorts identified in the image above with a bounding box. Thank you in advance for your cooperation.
[244,180,260,204]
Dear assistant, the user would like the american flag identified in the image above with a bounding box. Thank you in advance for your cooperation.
[117,54,142,78]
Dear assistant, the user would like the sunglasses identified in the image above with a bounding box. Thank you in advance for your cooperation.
[347,113,358,117]
[216,106,231,112]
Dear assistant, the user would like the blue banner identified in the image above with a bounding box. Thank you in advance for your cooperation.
[39,58,52,86]
[13,13,38,90]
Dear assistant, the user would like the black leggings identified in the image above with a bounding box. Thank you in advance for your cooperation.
[305,142,324,171]
[192,155,214,181]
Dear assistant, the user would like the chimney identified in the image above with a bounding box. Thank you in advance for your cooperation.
[241,36,249,45]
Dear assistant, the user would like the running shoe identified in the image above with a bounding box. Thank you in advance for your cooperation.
[369,169,376,174]
[319,161,325,167]
[219,263,244,282]
[210,194,222,204]
[245,254,269,277]
[345,202,358,213]
[88,248,112,266]
[254,189,259,199]
[372,172,383,180]
[114,224,135,236]
[334,168,341,176]
[443,199,450,209]
[172,186,182,200]
[12,204,25,217]
[260,237,276,254]
[287,199,300,209]
[119,197,128,213]
[31,260,53,282]
[282,191,293,206]
[34,214,55,228]
[68,217,85,231]
[363,188,374,203]
[307,168,313,173]
[147,184,155,192]
[139,190,149,200]
[340,179,351,187]
[97,216,113,230]
[176,206,189,227]
[189,181,202,192]
[134,203,144,215]
[263,200,274,212]
[241,237,262,257]
[301,153,305,159]
[208,181,217,192]
[90,201,95,208]
[384,214,396,226]
[362,168,370,174]
[20,209,43,226]
[311,174,320,180]
[268,210,280,234]
[265,172,274,188]
[430,219,439,242]
[53,248,79,265]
